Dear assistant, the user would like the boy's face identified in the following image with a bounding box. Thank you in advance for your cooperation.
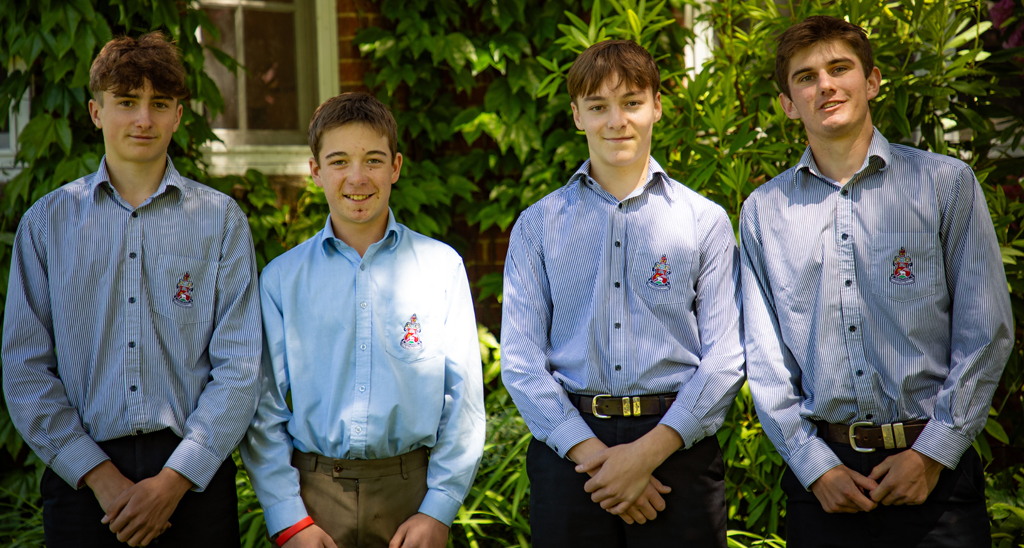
[88,79,182,169]
[311,122,402,235]
[571,76,662,174]
[779,40,880,144]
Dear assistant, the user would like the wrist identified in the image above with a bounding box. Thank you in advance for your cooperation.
[82,460,117,490]
[158,467,195,496]
[566,437,606,464]
[276,516,314,547]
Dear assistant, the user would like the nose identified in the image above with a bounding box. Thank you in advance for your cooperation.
[606,104,627,130]
[134,106,153,129]
[347,164,368,184]
[818,71,837,94]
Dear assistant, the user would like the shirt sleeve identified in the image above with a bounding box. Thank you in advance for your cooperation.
[2,204,111,488]
[238,265,310,536]
[162,202,262,491]
[739,198,842,489]
[911,166,1014,469]
[417,258,486,527]
[500,215,597,458]
[660,207,746,448]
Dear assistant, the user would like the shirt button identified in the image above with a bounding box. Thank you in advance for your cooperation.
[136,429,143,435]
[841,233,849,240]
[848,326,857,332]
[618,203,623,209]
[360,344,367,350]
[129,297,136,303]
[359,386,366,392]
[856,370,863,377]
[614,322,621,329]
[130,385,137,391]
[360,264,366,271]
[614,241,621,247]
[131,211,138,218]
[128,341,136,348]
[354,426,362,433]
[845,280,852,287]
[614,282,621,288]
[615,365,622,371]
[360,302,367,309]
[866,414,873,421]
[129,252,137,259]
[841,189,849,196]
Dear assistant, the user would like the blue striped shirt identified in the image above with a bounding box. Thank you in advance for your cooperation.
[740,129,1014,489]
[2,157,263,491]
[501,158,745,457]
[239,212,485,534]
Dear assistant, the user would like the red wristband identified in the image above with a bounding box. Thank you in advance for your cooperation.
[276,516,314,547]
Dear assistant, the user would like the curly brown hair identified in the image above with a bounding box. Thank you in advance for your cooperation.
[89,32,189,103]
[308,92,398,165]
[775,16,874,99]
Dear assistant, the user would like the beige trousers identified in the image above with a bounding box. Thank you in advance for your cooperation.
[291,447,429,548]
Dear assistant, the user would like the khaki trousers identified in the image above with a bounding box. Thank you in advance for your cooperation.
[291,447,429,548]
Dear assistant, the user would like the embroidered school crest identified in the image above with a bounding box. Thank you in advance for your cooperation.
[400,314,422,349]
[889,247,915,285]
[647,255,672,291]
[173,272,194,308]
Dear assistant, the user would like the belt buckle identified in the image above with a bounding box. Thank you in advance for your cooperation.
[849,421,875,453]
[592,394,612,419]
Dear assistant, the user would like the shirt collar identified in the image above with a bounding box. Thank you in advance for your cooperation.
[795,127,891,184]
[91,155,186,204]
[568,157,670,199]
[319,209,403,256]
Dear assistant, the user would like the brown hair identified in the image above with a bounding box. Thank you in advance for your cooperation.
[775,15,874,99]
[308,92,398,164]
[89,32,189,103]
[566,40,660,102]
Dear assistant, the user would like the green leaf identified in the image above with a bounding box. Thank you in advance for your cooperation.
[984,417,1009,445]
[943,21,992,51]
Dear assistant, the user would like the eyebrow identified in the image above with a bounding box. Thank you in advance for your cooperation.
[112,93,176,101]
[580,90,644,103]
[323,150,389,160]
[790,57,856,81]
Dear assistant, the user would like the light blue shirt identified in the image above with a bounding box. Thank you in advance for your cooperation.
[500,158,745,457]
[2,157,262,490]
[740,129,1013,489]
[240,212,485,535]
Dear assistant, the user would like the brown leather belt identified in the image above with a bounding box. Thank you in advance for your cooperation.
[814,420,928,452]
[570,393,676,418]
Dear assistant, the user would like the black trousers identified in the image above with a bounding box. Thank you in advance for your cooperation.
[527,412,727,548]
[42,429,240,548]
[783,441,990,548]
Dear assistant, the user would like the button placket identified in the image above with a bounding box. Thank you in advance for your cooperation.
[124,209,146,430]
[351,258,373,458]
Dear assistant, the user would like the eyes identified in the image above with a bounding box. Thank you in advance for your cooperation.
[116,100,171,109]
[795,65,851,83]
[330,158,386,167]
[587,100,643,112]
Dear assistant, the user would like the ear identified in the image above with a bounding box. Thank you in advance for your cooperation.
[779,92,800,120]
[172,101,184,133]
[866,66,881,101]
[570,101,584,131]
[88,99,103,128]
[652,91,663,124]
[310,157,324,188]
[390,152,403,185]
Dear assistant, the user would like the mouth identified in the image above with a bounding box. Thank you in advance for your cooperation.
[129,135,157,141]
[819,100,843,111]
[605,136,633,142]
[345,193,374,202]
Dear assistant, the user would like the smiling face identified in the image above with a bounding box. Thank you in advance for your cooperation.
[311,122,402,240]
[571,76,662,179]
[88,79,182,171]
[780,40,880,145]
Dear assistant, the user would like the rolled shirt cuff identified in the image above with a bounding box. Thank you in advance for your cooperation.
[164,438,224,492]
[787,435,843,490]
[910,420,974,470]
[417,488,463,527]
[660,405,704,449]
[263,496,310,537]
[546,415,597,459]
[51,435,110,489]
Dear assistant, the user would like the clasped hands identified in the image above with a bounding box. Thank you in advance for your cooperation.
[84,461,193,547]
[809,449,945,514]
[568,425,682,525]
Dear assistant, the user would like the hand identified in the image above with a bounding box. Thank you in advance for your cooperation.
[619,477,671,525]
[567,438,658,524]
[83,461,135,514]
[388,513,449,548]
[809,465,879,513]
[282,524,338,548]
[575,425,681,518]
[102,467,193,546]
[867,450,944,506]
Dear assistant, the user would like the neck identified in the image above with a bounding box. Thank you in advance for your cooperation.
[806,121,875,185]
[105,155,168,209]
[331,215,388,258]
[589,154,650,201]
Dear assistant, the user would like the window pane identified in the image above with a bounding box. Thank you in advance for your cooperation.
[202,8,239,129]
[0,67,9,150]
[244,9,298,131]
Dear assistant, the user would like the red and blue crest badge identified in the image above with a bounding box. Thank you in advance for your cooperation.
[890,247,915,285]
[173,272,194,308]
[647,255,672,291]
[400,313,422,349]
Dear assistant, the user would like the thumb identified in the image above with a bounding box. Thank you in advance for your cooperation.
[649,475,671,493]
[867,460,891,483]
[852,469,880,491]
[575,452,608,474]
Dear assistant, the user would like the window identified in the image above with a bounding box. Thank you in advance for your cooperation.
[199,0,339,176]
[0,65,30,182]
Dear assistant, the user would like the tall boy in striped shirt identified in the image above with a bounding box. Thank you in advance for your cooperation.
[741,16,1012,546]
[501,40,745,546]
[2,33,262,547]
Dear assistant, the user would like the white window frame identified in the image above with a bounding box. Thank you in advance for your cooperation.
[199,0,339,176]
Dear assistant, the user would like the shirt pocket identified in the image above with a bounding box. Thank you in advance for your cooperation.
[870,232,938,302]
[151,254,217,324]
[383,307,442,364]
[630,246,693,306]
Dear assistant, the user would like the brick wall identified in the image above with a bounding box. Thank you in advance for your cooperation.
[337,0,379,91]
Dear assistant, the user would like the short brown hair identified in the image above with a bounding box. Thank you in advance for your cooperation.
[775,16,874,99]
[566,40,660,102]
[89,32,189,102]
[308,92,398,164]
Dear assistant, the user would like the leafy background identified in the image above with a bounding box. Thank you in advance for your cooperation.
[1,0,1024,546]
